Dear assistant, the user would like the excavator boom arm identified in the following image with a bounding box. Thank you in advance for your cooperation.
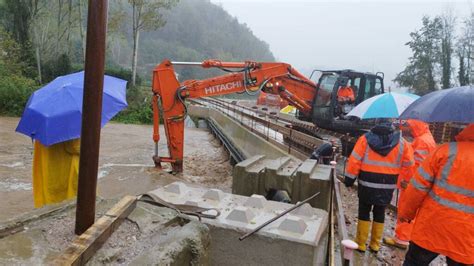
[151,59,317,172]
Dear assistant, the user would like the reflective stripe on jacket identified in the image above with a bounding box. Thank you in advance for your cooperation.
[345,134,414,205]
[399,124,474,264]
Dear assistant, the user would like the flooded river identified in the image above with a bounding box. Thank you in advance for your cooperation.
[0,117,232,222]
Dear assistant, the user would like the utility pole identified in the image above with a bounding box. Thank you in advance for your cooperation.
[75,0,108,235]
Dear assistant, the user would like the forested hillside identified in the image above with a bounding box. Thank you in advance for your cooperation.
[0,0,274,123]
[140,0,275,79]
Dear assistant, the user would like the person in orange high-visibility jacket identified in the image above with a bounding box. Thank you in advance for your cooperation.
[384,119,436,249]
[337,86,355,102]
[399,124,474,265]
[344,123,414,252]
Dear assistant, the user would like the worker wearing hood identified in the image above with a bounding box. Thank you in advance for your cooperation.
[344,123,414,252]
[399,124,474,265]
[384,119,436,249]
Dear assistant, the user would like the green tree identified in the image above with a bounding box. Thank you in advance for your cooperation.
[395,16,442,95]
[0,0,37,79]
[0,27,36,115]
[457,12,474,86]
[127,0,178,86]
[0,27,27,74]
[440,11,455,89]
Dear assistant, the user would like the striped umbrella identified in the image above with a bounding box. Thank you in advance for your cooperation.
[347,92,420,119]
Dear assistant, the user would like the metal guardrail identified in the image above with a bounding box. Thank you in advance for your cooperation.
[200,98,325,155]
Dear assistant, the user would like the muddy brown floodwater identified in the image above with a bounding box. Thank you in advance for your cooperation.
[0,116,232,222]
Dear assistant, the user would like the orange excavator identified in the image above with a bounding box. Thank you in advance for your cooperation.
[152,59,384,172]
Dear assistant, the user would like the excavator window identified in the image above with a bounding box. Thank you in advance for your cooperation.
[351,77,361,99]
[363,78,373,100]
[362,76,384,101]
[315,75,337,107]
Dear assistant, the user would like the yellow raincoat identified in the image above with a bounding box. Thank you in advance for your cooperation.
[33,139,80,208]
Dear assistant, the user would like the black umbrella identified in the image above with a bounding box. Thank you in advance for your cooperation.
[400,86,474,123]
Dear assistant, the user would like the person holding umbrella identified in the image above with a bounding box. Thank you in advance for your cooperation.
[344,92,419,253]
[398,86,474,265]
[16,71,127,208]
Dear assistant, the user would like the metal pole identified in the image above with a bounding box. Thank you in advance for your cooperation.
[171,61,203,66]
[75,0,108,235]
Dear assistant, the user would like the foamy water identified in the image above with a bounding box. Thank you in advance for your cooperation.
[0,178,32,191]
[0,162,25,168]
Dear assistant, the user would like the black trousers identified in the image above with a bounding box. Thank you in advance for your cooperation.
[358,201,385,223]
[404,241,469,266]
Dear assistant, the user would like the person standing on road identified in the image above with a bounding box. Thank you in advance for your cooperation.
[344,122,414,253]
[399,124,474,266]
[384,119,436,249]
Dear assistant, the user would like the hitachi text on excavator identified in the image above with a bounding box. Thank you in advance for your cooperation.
[151,59,384,173]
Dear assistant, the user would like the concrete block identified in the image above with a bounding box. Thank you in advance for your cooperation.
[263,157,299,196]
[164,181,189,195]
[226,206,256,223]
[203,189,225,201]
[278,215,308,235]
[232,155,266,196]
[147,182,328,266]
[184,200,200,207]
[244,194,266,209]
[291,203,315,217]
[293,161,331,211]
[233,157,331,211]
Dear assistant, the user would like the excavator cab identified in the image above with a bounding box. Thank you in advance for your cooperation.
[310,70,384,133]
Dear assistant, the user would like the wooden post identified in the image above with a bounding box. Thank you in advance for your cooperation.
[56,196,137,265]
[75,0,108,235]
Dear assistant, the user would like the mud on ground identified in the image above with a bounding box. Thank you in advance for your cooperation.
[338,161,445,265]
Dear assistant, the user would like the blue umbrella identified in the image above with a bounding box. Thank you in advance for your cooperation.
[347,92,420,119]
[16,71,128,146]
[400,86,474,123]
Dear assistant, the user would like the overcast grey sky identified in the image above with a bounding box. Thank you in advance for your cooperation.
[211,0,472,88]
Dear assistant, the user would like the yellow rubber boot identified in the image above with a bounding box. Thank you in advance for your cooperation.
[354,220,371,252]
[369,222,384,252]
[383,236,409,249]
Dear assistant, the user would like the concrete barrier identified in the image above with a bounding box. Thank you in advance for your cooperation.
[233,156,331,211]
[188,104,331,211]
[147,182,328,266]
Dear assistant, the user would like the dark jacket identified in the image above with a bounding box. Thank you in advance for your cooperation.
[310,143,334,165]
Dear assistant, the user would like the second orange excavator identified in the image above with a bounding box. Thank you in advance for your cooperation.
[151,59,384,172]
